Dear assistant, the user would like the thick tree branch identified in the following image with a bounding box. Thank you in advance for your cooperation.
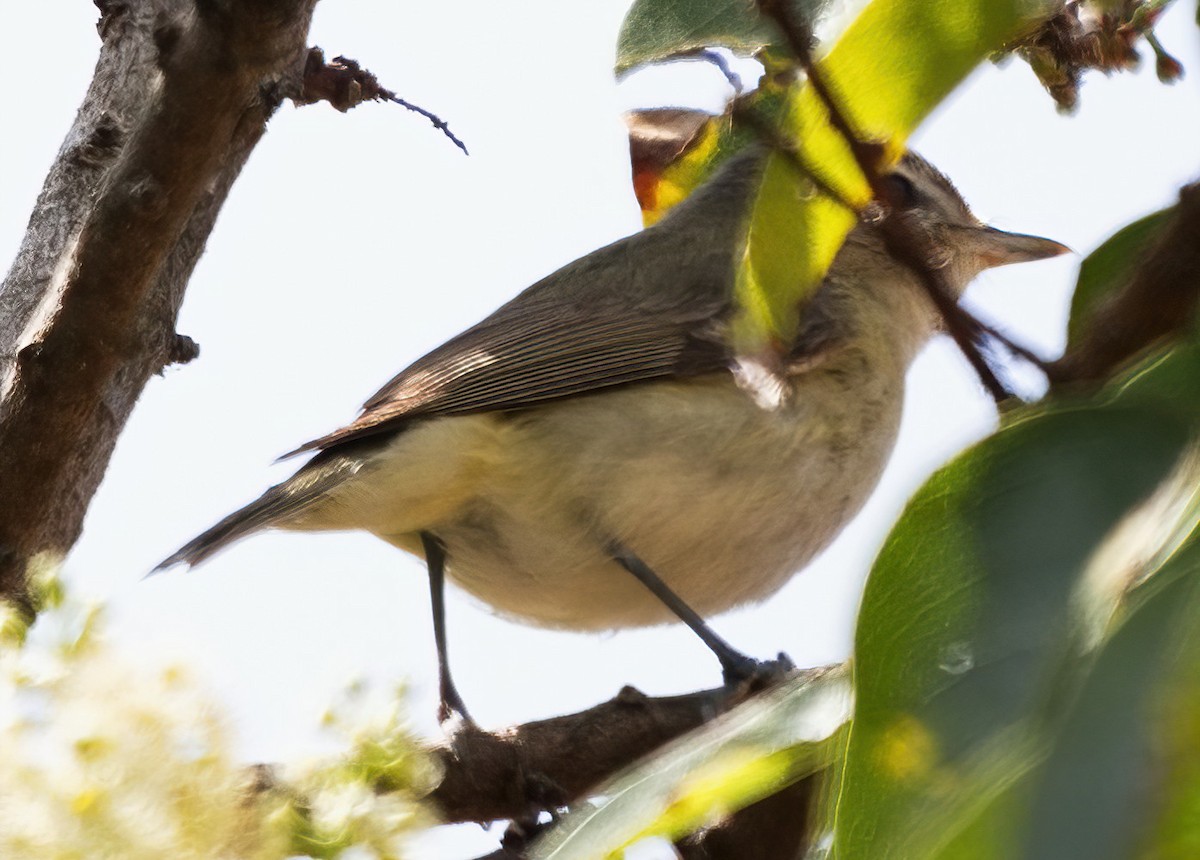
[267,669,829,860]
[434,669,827,860]
[257,670,829,833]
[431,673,828,860]
[427,683,745,824]
[246,679,814,854]
[0,0,318,612]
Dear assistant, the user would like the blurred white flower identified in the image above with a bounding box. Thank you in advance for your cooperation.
[0,572,431,860]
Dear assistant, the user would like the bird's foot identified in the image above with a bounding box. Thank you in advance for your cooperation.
[720,650,796,693]
[437,684,479,733]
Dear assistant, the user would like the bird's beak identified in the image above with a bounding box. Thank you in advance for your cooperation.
[966,225,1072,269]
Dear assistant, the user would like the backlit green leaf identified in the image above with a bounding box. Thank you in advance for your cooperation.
[529,668,851,860]
[732,0,1058,350]
[619,1,1059,351]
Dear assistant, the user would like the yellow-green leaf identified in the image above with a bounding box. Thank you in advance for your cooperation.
[529,668,851,860]
[619,0,1059,354]
[730,152,858,351]
[730,0,1056,351]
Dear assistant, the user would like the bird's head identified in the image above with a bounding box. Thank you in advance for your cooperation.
[873,152,1069,296]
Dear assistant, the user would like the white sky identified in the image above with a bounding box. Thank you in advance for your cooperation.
[3,2,1199,857]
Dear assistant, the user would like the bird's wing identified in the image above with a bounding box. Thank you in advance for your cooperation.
[284,241,737,455]
[285,150,767,457]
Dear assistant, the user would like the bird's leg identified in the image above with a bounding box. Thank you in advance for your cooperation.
[608,540,792,686]
[420,531,474,727]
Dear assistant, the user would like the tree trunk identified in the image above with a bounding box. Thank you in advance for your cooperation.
[0,0,318,614]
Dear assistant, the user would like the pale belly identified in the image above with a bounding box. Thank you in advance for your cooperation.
[419,367,904,630]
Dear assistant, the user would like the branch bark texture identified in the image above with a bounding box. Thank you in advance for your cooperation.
[0,0,318,612]
[428,684,739,825]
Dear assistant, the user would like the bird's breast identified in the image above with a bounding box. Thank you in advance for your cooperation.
[434,351,906,630]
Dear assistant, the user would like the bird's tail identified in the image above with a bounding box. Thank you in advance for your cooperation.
[153,498,280,571]
[151,453,366,573]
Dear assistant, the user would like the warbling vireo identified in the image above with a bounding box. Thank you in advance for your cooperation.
[157,148,1066,721]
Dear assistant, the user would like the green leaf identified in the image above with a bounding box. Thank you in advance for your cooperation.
[730,0,1059,351]
[1136,572,1200,858]
[1018,549,1200,860]
[616,0,833,77]
[834,403,1191,857]
[529,667,851,859]
[1066,207,1176,349]
[925,547,1200,860]
[815,1,1058,142]
[766,0,1062,210]
[729,151,858,351]
[1007,343,1200,858]
[1109,339,1200,417]
[621,0,1059,353]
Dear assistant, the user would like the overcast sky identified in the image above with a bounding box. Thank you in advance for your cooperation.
[3,2,1199,857]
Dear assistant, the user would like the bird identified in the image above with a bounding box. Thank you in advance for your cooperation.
[156,147,1067,722]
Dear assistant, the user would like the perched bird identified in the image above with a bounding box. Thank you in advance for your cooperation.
[157,148,1066,721]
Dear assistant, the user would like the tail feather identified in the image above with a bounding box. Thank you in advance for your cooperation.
[152,493,290,572]
[152,453,367,573]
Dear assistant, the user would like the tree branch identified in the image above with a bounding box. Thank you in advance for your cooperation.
[297,48,468,153]
[427,683,747,824]
[0,0,318,612]
[420,671,825,858]
[433,674,830,860]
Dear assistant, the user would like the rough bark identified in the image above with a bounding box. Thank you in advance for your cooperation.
[429,671,827,860]
[0,0,319,614]
[236,672,826,858]
[428,684,741,825]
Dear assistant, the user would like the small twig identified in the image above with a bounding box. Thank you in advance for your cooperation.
[756,0,887,194]
[299,49,468,154]
[385,94,469,155]
[882,233,1012,402]
[978,320,1053,373]
[687,48,745,93]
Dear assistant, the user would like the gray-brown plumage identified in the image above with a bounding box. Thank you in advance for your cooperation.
[158,147,1064,646]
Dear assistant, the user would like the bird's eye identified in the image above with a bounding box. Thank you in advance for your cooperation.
[882,172,919,210]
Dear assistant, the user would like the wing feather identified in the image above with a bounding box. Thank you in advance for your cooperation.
[285,150,768,457]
